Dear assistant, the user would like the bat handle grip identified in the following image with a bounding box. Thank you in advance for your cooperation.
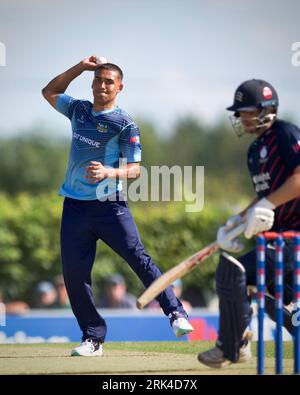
[219,221,246,244]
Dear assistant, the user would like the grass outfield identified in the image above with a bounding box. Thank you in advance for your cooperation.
[0,341,294,375]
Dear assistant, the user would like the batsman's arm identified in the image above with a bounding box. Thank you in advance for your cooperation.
[42,55,100,108]
[233,168,300,217]
[264,165,300,207]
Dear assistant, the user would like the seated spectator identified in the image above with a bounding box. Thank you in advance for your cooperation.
[99,274,136,309]
[51,275,71,309]
[146,279,193,313]
[35,281,57,308]
[172,279,193,313]
[0,290,29,315]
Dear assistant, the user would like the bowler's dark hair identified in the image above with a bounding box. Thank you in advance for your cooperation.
[95,63,123,81]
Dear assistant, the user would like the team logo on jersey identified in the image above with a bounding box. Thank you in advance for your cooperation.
[97,123,108,133]
[259,146,268,164]
[263,87,273,100]
[130,136,140,143]
[260,146,268,159]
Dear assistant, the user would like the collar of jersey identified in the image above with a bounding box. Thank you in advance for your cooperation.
[92,108,117,116]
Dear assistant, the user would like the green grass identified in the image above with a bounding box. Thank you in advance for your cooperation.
[105,341,294,358]
[0,341,294,375]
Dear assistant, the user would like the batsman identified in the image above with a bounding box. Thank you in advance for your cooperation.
[198,79,300,368]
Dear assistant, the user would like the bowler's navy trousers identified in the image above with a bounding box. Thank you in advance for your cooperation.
[60,196,184,343]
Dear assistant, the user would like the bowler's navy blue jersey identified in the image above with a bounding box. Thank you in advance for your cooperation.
[247,119,300,231]
[55,94,141,200]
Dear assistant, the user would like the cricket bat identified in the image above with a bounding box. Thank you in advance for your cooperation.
[136,222,246,309]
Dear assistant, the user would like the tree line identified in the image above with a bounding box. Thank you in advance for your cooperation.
[0,117,254,200]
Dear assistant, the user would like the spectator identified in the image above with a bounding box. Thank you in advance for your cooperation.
[99,274,136,309]
[0,291,29,314]
[52,275,71,309]
[146,279,193,313]
[171,279,193,314]
[35,281,57,308]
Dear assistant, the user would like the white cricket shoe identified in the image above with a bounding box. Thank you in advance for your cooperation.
[197,331,252,368]
[71,339,103,357]
[169,312,194,338]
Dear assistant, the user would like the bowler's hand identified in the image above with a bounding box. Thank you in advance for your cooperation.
[85,161,108,183]
[81,56,102,71]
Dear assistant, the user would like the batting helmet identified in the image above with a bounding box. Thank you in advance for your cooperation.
[227,79,279,136]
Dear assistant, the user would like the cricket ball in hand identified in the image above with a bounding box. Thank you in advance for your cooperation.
[96,56,108,65]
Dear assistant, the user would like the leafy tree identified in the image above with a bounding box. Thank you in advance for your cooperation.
[0,132,69,195]
[0,193,254,306]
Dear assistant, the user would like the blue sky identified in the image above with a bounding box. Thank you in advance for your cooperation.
[0,0,299,136]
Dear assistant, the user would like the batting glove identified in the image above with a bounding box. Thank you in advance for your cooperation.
[217,225,245,253]
[217,214,245,253]
[244,198,275,239]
